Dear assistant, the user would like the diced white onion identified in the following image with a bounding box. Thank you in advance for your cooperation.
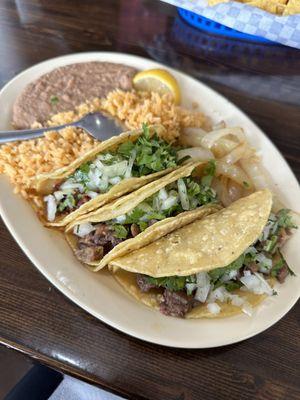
[94,159,105,169]
[186,283,197,294]
[97,153,113,162]
[261,223,272,241]
[73,222,95,238]
[53,191,64,201]
[177,178,190,211]
[208,286,229,303]
[86,191,98,199]
[125,150,136,178]
[161,196,178,211]
[255,253,272,270]
[245,246,257,256]
[109,176,122,185]
[195,286,211,303]
[102,161,128,178]
[60,180,84,193]
[158,188,168,201]
[87,168,102,189]
[240,272,273,295]
[115,214,126,224]
[207,302,221,314]
[44,195,57,222]
[177,147,214,162]
[230,295,245,307]
[221,269,238,282]
[194,272,211,303]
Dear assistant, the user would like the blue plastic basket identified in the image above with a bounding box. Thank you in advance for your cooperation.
[178,8,273,44]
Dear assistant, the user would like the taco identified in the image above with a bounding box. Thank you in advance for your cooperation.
[110,190,297,318]
[65,161,221,269]
[32,124,187,227]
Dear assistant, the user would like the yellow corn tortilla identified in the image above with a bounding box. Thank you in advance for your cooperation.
[110,189,273,318]
[112,268,270,318]
[31,124,176,227]
[109,189,272,277]
[283,0,300,15]
[65,161,221,271]
[208,0,295,15]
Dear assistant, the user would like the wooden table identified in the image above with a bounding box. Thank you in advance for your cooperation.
[0,1,299,399]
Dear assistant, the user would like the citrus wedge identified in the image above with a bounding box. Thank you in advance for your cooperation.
[133,69,181,105]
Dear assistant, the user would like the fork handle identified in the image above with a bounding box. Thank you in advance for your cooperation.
[0,122,75,143]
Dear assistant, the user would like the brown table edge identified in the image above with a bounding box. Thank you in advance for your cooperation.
[0,337,143,400]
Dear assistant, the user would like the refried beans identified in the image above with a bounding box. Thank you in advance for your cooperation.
[12,62,137,129]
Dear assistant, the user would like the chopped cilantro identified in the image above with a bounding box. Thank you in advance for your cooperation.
[225,281,243,292]
[116,124,178,176]
[124,208,146,225]
[277,209,298,230]
[117,141,135,157]
[145,275,196,292]
[138,221,148,231]
[208,254,245,284]
[243,181,250,188]
[112,224,128,239]
[201,160,216,187]
[263,235,278,253]
[270,257,285,277]
[57,194,75,212]
[50,95,59,105]
[71,162,91,183]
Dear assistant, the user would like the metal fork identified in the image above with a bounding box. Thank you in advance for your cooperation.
[0,112,124,143]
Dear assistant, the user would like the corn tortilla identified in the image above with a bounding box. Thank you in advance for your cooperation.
[109,190,272,277]
[66,161,220,270]
[31,124,177,227]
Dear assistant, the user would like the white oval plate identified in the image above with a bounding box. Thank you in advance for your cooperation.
[0,52,299,348]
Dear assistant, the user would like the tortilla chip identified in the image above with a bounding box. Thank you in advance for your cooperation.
[65,161,220,270]
[283,0,300,15]
[208,0,290,14]
[244,0,287,14]
[208,0,229,4]
[110,190,272,277]
[30,125,179,227]
[112,268,269,318]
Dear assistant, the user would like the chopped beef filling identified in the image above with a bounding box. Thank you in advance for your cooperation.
[75,223,124,263]
[77,195,91,208]
[75,218,161,264]
[277,265,289,284]
[247,262,259,274]
[277,228,291,246]
[130,224,140,237]
[136,275,196,317]
[75,246,103,264]
[159,289,195,318]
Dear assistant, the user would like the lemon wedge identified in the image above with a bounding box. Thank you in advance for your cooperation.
[133,69,181,105]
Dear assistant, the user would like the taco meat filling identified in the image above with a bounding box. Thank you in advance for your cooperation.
[73,162,217,264]
[44,124,182,222]
[136,209,297,317]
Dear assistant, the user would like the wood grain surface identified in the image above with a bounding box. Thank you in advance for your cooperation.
[0,1,299,399]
